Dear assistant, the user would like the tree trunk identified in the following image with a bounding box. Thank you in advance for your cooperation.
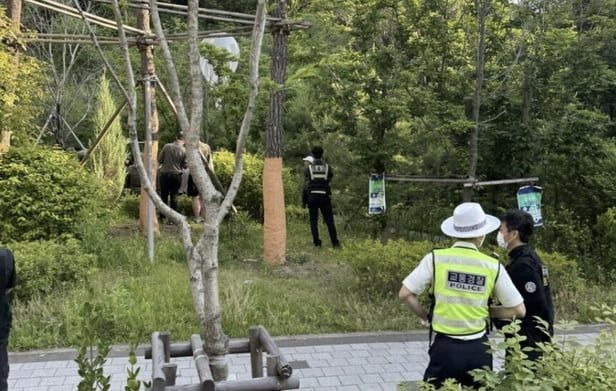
[137,6,160,235]
[3,0,21,32]
[263,0,289,265]
[464,0,489,202]
[1,0,21,153]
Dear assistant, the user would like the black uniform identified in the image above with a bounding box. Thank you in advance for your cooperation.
[0,248,16,391]
[303,159,340,247]
[505,244,554,360]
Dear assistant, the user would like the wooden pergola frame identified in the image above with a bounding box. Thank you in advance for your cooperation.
[4,0,309,263]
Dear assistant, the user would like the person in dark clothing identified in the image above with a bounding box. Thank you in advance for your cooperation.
[302,146,340,248]
[0,248,16,391]
[497,209,555,361]
[158,134,186,212]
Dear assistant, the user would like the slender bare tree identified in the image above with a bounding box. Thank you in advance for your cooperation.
[107,0,267,380]
[464,0,490,202]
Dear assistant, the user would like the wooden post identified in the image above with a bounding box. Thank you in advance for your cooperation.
[1,0,22,154]
[249,326,263,378]
[137,3,160,237]
[257,326,292,378]
[162,363,177,386]
[150,332,166,391]
[4,0,22,32]
[191,334,215,391]
[266,354,279,377]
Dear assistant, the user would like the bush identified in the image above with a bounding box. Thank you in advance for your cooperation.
[0,146,108,242]
[10,239,96,301]
[592,207,616,279]
[213,150,301,219]
[336,239,434,297]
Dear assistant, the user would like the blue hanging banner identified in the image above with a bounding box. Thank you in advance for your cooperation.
[517,185,543,227]
[369,174,386,215]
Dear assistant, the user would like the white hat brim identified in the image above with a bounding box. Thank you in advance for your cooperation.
[440,214,500,238]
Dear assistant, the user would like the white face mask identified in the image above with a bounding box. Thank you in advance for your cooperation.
[478,235,486,247]
[497,231,508,250]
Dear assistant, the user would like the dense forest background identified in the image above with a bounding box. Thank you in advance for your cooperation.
[3,0,616,279]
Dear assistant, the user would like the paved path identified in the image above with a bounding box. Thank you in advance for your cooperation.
[8,325,604,391]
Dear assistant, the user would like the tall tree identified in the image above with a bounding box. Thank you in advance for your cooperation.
[90,74,126,198]
[263,0,289,265]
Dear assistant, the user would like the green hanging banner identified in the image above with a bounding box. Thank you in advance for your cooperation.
[369,174,386,215]
[517,185,543,227]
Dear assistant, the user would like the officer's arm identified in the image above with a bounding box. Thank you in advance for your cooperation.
[490,302,526,320]
[399,286,429,323]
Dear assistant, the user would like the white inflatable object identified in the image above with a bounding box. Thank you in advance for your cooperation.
[200,36,240,84]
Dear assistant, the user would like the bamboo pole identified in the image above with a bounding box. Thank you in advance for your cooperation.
[24,0,149,35]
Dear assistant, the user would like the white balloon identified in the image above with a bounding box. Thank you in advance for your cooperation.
[199,36,240,84]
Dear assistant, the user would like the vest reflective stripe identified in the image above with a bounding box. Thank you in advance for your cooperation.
[431,314,487,330]
[433,293,488,307]
[310,190,327,194]
[431,248,500,336]
[309,164,329,180]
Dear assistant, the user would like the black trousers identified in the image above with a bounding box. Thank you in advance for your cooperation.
[307,193,339,247]
[0,337,8,391]
[159,172,182,212]
[423,334,491,388]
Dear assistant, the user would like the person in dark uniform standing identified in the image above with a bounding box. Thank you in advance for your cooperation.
[302,146,340,248]
[0,248,16,391]
[399,203,525,388]
[497,209,555,361]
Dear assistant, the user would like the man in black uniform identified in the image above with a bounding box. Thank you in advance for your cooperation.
[497,209,555,361]
[0,248,16,391]
[303,146,340,248]
[158,133,186,212]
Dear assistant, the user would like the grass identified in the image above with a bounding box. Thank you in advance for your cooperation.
[9,209,616,351]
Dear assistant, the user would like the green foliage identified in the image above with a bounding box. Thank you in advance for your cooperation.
[336,239,434,297]
[0,146,108,242]
[89,75,127,199]
[213,150,301,218]
[10,239,96,301]
[592,207,616,279]
[75,301,111,391]
[0,8,44,142]
[414,307,616,390]
[125,347,149,391]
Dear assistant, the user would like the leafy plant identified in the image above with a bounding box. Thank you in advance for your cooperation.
[0,146,108,242]
[10,239,96,301]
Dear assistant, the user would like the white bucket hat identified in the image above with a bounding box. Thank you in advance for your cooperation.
[440,202,500,238]
[303,156,314,164]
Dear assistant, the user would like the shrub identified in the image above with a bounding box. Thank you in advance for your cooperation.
[213,150,301,219]
[592,207,616,279]
[10,239,96,301]
[0,146,108,242]
[336,239,434,297]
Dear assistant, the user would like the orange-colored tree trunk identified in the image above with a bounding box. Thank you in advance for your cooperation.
[263,0,289,265]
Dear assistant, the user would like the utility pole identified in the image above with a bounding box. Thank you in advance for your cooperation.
[137,4,160,256]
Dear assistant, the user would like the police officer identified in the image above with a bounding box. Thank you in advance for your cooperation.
[399,203,525,388]
[497,209,554,361]
[303,146,340,248]
[0,248,16,391]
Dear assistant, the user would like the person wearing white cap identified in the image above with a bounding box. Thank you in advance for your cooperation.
[399,202,526,388]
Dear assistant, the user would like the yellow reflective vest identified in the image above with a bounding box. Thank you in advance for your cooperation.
[430,247,501,336]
